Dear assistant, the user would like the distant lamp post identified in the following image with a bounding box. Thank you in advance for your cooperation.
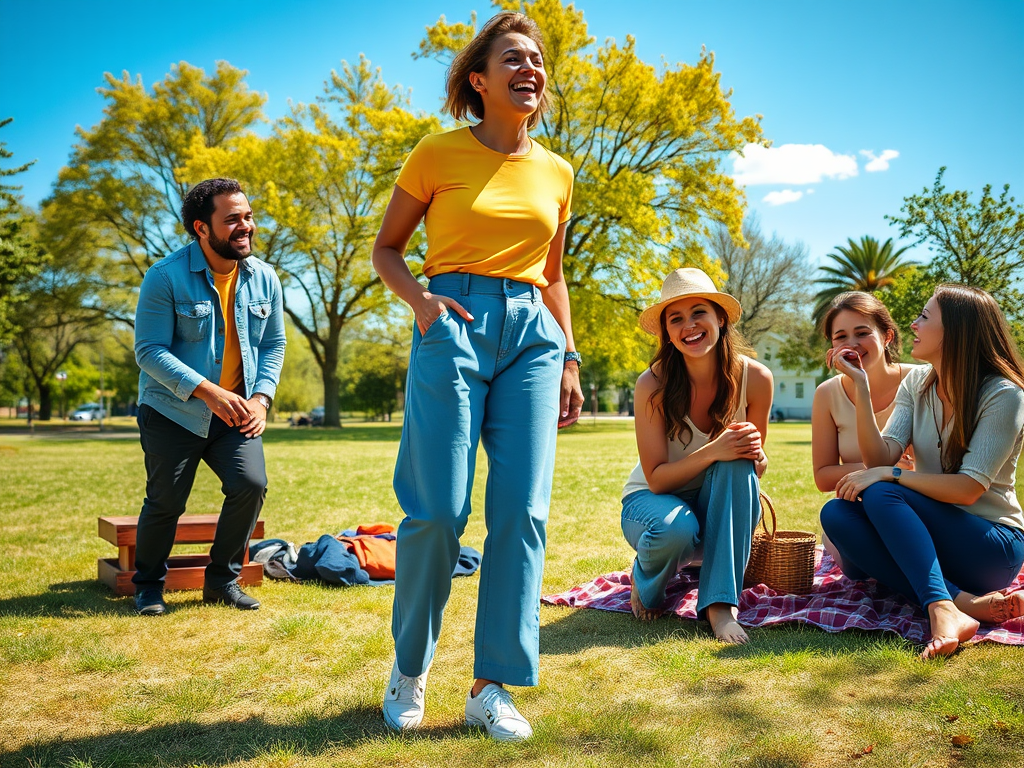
[56,371,68,420]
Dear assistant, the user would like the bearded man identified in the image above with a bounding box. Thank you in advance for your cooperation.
[132,178,286,615]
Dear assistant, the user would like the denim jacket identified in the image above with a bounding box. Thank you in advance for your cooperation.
[135,241,286,437]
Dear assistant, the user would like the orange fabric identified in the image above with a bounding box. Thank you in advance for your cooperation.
[212,267,243,392]
[355,523,395,536]
[336,535,397,579]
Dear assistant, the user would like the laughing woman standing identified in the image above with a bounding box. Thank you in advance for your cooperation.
[371,12,582,740]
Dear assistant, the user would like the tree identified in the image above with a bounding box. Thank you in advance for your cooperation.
[812,235,914,323]
[340,329,409,422]
[44,63,266,325]
[886,167,1024,318]
[274,317,323,415]
[418,0,765,377]
[6,244,108,420]
[183,57,439,427]
[0,117,47,345]
[707,213,811,346]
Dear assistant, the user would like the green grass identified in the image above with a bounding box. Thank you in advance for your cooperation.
[1,420,1023,767]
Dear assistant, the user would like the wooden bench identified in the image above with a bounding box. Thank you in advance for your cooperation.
[97,515,265,596]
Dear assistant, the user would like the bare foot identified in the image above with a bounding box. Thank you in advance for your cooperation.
[954,590,1024,625]
[629,573,664,621]
[706,603,748,644]
[921,600,980,660]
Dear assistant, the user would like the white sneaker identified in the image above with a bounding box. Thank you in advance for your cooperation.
[382,660,428,731]
[465,684,533,741]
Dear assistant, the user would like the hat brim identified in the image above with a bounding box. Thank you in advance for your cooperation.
[639,293,743,336]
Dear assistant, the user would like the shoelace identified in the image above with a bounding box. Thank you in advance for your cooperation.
[478,686,518,721]
[392,674,425,702]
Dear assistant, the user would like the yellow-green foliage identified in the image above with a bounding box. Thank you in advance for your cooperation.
[420,0,765,377]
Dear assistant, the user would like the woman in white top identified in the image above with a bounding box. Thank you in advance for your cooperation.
[811,292,916,569]
[621,268,773,643]
[812,292,915,493]
[822,285,1024,658]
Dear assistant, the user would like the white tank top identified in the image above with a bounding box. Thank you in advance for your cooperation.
[622,356,750,499]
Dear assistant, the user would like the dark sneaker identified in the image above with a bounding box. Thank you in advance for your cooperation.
[134,588,167,616]
[203,581,260,610]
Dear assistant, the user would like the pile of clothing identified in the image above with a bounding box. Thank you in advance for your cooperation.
[250,523,481,586]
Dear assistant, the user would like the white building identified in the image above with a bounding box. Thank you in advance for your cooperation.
[753,332,818,421]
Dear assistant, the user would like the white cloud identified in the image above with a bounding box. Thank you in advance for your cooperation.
[805,188,815,194]
[860,149,900,172]
[732,143,858,185]
[762,189,804,206]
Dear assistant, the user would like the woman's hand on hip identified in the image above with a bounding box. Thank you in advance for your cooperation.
[709,421,762,462]
[558,363,584,428]
[414,291,473,335]
[834,465,894,501]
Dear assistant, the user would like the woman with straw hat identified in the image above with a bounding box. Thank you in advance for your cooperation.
[621,267,773,643]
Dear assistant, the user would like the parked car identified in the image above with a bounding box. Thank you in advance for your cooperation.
[289,406,326,427]
[70,403,105,421]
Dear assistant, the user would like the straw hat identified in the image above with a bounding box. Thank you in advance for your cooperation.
[638,268,742,336]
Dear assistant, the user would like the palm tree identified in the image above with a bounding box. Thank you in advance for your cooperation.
[812,236,914,323]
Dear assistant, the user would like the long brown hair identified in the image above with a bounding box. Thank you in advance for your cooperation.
[929,284,1024,472]
[821,291,901,363]
[444,12,550,131]
[648,301,748,445]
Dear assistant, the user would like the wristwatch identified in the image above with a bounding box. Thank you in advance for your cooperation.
[891,466,902,483]
[564,350,583,369]
[254,394,272,410]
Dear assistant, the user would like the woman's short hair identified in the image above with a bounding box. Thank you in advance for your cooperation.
[443,12,549,131]
[820,291,902,364]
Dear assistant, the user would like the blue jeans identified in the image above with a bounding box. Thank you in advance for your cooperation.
[820,482,1024,607]
[621,460,761,616]
[391,273,565,686]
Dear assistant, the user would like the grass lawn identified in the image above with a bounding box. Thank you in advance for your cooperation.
[1,420,1022,767]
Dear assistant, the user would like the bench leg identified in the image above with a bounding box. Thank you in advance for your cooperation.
[118,545,136,572]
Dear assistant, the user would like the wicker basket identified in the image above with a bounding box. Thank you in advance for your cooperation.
[743,492,816,594]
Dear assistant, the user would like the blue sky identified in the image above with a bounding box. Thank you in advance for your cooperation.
[2,0,1022,267]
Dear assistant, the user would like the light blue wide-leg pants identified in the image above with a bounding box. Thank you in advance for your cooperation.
[391,273,564,686]
[621,459,761,616]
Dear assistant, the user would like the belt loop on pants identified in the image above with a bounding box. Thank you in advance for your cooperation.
[461,273,470,296]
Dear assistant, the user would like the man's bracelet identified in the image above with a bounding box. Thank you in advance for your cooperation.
[564,351,583,369]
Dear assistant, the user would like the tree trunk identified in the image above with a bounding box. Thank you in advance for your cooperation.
[322,345,341,428]
[38,383,53,421]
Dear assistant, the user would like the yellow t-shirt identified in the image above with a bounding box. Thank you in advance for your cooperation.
[212,267,244,393]
[395,127,574,286]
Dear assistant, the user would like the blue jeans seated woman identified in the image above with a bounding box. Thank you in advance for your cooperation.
[621,459,761,623]
[821,482,1024,610]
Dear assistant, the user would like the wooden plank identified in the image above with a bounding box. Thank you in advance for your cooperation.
[98,557,264,596]
[97,515,264,547]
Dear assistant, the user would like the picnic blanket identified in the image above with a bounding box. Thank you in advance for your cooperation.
[542,548,1024,646]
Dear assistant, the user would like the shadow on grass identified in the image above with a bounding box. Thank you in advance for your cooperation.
[2,705,474,767]
[540,605,707,654]
[0,579,130,618]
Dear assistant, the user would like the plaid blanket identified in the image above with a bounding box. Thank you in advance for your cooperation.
[542,548,1024,646]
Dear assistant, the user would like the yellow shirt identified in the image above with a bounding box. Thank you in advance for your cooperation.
[396,127,574,286]
[212,266,244,393]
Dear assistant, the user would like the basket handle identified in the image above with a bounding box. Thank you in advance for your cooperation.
[758,491,777,539]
